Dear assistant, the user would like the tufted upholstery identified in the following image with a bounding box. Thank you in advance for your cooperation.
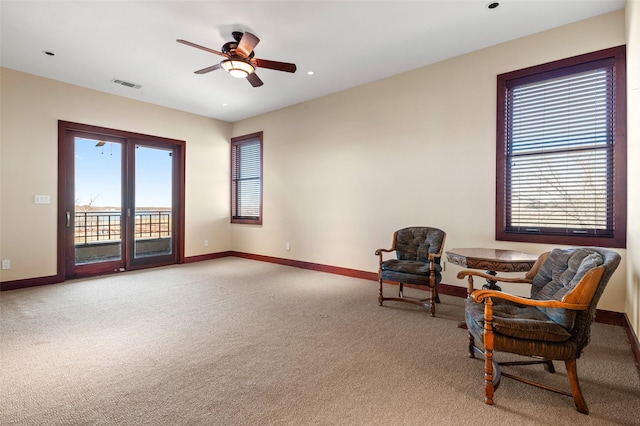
[531,248,605,331]
[376,227,446,316]
[394,227,446,263]
[462,246,621,414]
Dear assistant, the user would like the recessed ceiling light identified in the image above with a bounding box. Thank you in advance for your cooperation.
[487,2,500,9]
[307,71,315,76]
[222,103,228,107]
[43,50,55,56]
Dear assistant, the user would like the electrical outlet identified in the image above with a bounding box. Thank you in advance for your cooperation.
[204,240,209,247]
[2,259,10,270]
[286,242,291,251]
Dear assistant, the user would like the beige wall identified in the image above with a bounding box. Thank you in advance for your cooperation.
[231,10,630,312]
[0,10,634,319]
[0,68,233,281]
[626,0,640,335]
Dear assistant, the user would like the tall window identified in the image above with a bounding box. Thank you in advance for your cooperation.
[496,46,626,248]
[231,132,263,225]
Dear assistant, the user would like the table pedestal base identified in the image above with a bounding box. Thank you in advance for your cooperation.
[482,270,502,291]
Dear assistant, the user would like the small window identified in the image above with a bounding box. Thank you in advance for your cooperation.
[231,132,263,225]
[496,46,626,248]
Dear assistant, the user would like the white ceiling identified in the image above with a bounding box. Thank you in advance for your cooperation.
[0,1,626,123]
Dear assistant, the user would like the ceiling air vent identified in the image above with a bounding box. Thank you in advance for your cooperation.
[111,79,142,89]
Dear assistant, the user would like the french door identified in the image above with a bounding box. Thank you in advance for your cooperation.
[58,122,185,280]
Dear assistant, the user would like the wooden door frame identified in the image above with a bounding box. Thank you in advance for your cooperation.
[57,121,185,280]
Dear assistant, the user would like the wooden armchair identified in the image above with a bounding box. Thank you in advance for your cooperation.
[375,227,446,316]
[459,247,621,414]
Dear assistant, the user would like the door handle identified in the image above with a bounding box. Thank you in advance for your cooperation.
[66,212,71,228]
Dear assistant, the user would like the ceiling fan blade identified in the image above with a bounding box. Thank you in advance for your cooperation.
[236,32,260,58]
[194,64,222,74]
[177,39,227,58]
[254,58,297,73]
[247,73,264,87]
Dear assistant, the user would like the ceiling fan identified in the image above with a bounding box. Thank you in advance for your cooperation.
[177,31,297,87]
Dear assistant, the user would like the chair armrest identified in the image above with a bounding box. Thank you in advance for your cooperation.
[470,289,590,311]
[375,248,394,256]
[375,248,395,267]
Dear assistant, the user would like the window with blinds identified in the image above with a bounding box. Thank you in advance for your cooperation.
[231,132,262,225]
[496,46,626,248]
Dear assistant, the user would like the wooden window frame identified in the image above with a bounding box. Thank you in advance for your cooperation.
[231,131,263,225]
[57,121,186,281]
[496,45,627,248]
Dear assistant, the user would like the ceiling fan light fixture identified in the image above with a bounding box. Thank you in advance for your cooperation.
[220,59,255,78]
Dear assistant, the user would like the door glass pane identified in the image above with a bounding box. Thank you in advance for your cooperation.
[74,137,122,265]
[134,145,173,259]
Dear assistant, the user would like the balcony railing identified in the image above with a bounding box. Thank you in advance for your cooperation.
[74,210,171,244]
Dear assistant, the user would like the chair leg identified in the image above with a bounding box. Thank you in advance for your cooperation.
[434,284,441,304]
[430,286,436,317]
[378,278,384,305]
[468,332,475,358]
[398,282,404,298]
[544,360,555,373]
[484,347,495,405]
[565,359,589,415]
[483,298,495,405]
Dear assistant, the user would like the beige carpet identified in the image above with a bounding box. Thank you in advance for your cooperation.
[1,257,639,425]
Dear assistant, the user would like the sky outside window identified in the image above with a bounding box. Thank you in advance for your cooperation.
[75,138,172,208]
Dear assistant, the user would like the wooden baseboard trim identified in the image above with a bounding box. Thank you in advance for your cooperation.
[595,309,627,327]
[229,251,378,281]
[0,274,62,291]
[435,282,469,298]
[624,313,640,372]
[184,251,235,263]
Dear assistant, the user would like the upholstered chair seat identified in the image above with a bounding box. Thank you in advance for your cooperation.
[466,300,572,343]
[380,259,443,285]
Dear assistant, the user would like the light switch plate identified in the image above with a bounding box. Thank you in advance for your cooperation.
[35,195,51,204]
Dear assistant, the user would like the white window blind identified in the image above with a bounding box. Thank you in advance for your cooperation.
[505,60,615,237]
